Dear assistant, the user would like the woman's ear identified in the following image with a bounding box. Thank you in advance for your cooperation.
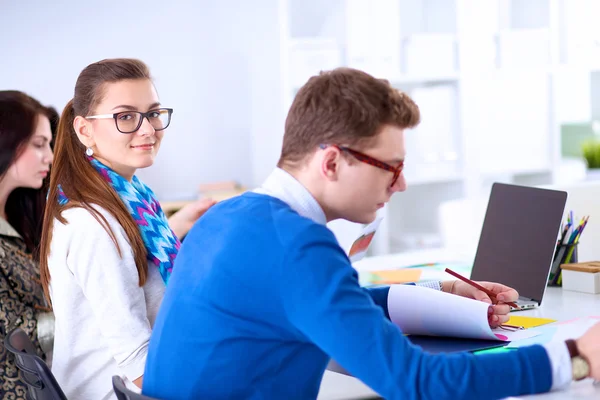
[73,116,95,148]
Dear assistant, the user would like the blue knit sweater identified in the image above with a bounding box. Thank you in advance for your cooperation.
[143,193,553,400]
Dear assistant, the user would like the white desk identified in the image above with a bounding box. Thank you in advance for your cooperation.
[317,251,600,400]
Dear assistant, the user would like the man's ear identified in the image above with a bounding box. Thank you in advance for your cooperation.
[73,115,95,148]
[320,147,342,182]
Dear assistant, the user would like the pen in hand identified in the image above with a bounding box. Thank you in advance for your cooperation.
[444,268,521,310]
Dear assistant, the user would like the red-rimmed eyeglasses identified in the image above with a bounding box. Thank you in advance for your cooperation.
[320,144,404,187]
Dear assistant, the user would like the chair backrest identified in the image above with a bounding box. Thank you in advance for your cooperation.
[112,376,159,400]
[3,328,67,400]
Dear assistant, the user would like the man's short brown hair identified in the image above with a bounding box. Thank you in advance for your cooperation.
[277,67,420,168]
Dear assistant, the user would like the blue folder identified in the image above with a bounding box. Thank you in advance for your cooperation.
[407,335,509,354]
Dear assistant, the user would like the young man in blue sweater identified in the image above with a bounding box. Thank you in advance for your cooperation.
[144,68,600,399]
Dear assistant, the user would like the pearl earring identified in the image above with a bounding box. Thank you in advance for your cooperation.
[85,147,94,156]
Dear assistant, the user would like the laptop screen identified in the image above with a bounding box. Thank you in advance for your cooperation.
[469,183,567,304]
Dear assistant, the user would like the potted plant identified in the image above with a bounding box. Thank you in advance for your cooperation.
[581,139,600,180]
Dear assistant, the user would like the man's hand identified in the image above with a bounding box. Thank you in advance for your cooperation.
[442,280,519,327]
[577,322,600,380]
[168,198,217,239]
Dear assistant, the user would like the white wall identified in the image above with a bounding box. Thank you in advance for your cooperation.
[0,0,282,199]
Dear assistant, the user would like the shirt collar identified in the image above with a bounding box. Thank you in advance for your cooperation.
[254,168,327,225]
[0,217,22,239]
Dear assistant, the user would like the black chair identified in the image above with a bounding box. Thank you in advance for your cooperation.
[112,376,159,400]
[3,327,67,400]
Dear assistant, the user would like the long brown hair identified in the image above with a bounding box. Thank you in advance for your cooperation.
[0,90,57,258]
[39,58,152,301]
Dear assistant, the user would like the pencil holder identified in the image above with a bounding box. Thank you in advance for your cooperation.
[547,243,578,286]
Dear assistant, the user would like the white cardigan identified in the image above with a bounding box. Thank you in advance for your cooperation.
[47,206,166,400]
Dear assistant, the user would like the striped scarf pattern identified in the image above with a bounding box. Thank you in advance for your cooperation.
[58,157,180,283]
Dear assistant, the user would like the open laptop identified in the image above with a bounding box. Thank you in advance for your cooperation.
[469,183,568,310]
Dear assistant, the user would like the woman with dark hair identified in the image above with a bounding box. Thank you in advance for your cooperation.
[0,90,55,399]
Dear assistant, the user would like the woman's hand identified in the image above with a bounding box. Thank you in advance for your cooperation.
[168,198,217,239]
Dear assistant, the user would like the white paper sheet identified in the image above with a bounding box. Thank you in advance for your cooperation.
[387,285,540,342]
[505,317,600,348]
[491,328,542,342]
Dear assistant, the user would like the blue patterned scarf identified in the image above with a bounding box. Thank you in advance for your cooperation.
[58,157,180,284]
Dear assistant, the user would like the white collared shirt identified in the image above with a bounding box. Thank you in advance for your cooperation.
[254,167,326,225]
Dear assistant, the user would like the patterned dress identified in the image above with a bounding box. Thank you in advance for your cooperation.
[0,218,51,399]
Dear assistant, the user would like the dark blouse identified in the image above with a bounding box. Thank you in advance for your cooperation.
[0,218,51,399]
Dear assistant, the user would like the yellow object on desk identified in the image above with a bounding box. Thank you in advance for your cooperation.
[506,316,556,329]
[369,269,423,284]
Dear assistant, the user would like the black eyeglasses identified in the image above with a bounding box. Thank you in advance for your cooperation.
[86,108,173,134]
[320,144,404,187]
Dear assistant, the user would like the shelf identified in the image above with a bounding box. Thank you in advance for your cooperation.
[389,72,460,85]
[406,175,464,186]
[291,72,461,94]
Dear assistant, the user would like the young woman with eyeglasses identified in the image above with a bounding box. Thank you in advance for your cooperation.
[39,58,213,399]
